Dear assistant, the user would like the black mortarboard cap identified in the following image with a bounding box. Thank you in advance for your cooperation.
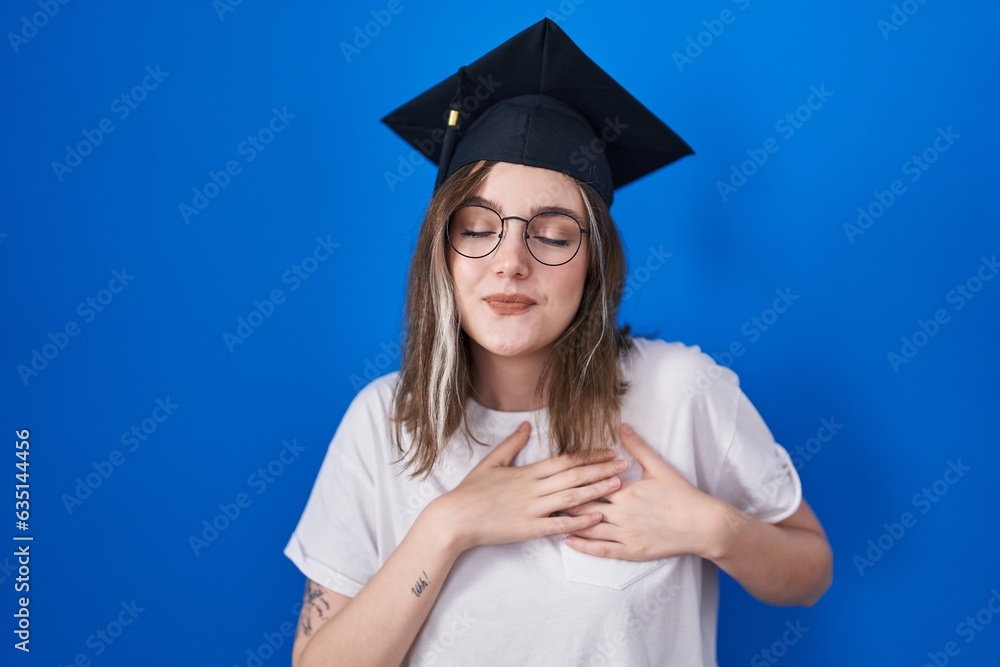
[381,18,692,207]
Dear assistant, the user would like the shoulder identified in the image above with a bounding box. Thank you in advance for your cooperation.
[329,371,401,446]
[624,336,740,396]
[347,371,401,413]
[321,371,402,470]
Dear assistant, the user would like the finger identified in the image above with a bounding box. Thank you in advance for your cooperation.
[537,458,627,495]
[536,512,603,538]
[619,423,670,478]
[563,501,620,523]
[563,535,630,560]
[541,475,621,515]
[567,521,619,541]
[480,421,532,467]
[529,449,618,479]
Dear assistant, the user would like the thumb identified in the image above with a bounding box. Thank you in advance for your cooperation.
[482,421,532,467]
[619,423,669,478]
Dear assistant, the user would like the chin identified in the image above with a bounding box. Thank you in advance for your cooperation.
[483,341,538,357]
[473,334,553,359]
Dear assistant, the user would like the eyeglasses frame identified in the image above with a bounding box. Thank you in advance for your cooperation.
[445,203,590,267]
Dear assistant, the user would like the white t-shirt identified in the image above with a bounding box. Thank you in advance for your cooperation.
[284,337,802,666]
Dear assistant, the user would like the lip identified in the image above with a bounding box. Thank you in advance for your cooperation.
[484,293,536,315]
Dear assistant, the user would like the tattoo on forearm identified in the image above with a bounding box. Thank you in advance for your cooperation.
[411,570,431,598]
[299,580,332,637]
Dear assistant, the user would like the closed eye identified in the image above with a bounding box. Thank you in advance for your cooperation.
[531,235,571,248]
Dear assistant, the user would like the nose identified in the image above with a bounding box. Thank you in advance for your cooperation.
[492,218,532,276]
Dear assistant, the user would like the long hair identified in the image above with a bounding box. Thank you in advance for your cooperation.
[391,160,633,479]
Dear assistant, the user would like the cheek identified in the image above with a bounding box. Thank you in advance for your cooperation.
[447,256,476,307]
[551,268,588,315]
[570,279,587,312]
[446,251,462,289]
[569,257,590,301]
[445,248,455,277]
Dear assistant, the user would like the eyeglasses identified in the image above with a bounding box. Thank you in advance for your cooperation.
[445,204,589,266]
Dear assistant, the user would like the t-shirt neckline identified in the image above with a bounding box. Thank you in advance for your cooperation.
[465,394,549,418]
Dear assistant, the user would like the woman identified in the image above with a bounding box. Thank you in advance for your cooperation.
[285,19,832,667]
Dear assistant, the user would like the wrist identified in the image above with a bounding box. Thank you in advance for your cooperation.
[699,498,746,562]
[417,495,469,559]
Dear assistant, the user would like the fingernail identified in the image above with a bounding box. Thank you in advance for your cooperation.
[614,459,627,472]
[518,421,529,432]
[608,477,620,488]
[621,423,633,436]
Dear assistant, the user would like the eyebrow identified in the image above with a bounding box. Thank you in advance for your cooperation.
[464,195,583,220]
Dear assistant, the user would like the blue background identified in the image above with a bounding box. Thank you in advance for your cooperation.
[3,0,999,665]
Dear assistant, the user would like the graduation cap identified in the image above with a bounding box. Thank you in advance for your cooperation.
[381,17,692,207]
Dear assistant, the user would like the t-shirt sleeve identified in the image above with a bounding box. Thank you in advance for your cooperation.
[709,383,802,524]
[283,384,387,598]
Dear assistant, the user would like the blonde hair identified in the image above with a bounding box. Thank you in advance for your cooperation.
[391,160,633,478]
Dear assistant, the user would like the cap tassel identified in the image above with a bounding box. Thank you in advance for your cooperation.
[435,67,467,188]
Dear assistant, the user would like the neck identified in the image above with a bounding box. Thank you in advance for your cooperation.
[468,341,551,412]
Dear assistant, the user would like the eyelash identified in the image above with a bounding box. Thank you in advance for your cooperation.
[534,236,570,247]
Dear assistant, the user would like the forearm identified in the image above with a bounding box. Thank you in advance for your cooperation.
[297,504,462,667]
[704,501,833,607]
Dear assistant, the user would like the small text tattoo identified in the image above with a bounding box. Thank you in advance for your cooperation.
[411,570,431,597]
[299,580,332,637]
